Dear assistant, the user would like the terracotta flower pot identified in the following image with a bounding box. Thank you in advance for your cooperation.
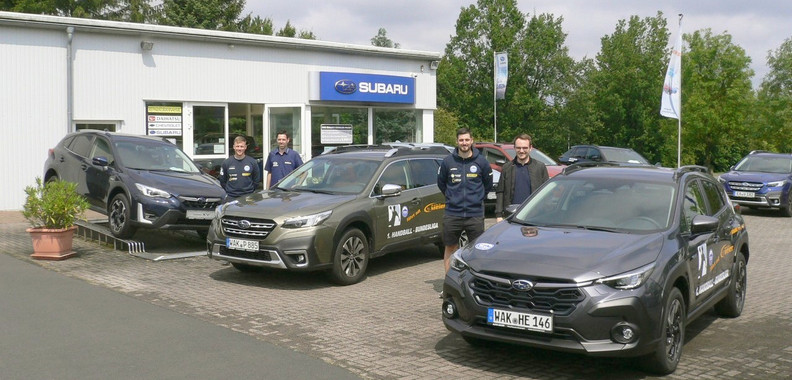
[26,225,78,260]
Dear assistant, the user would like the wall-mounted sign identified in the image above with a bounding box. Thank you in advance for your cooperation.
[321,124,354,144]
[146,103,183,136]
[319,72,415,104]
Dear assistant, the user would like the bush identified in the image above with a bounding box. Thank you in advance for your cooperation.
[23,178,89,229]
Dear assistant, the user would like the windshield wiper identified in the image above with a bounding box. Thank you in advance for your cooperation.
[575,225,624,233]
[293,187,335,194]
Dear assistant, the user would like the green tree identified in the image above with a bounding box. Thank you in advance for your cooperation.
[679,29,755,170]
[276,20,295,37]
[2,0,122,18]
[156,0,245,31]
[438,0,525,142]
[433,107,462,146]
[757,37,792,152]
[583,12,670,164]
[371,27,400,48]
[237,14,273,35]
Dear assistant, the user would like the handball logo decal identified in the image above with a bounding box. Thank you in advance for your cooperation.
[334,79,357,95]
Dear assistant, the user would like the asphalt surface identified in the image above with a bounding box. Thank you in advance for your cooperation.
[2,209,791,379]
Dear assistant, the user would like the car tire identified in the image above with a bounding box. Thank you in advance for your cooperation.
[108,193,137,239]
[329,228,369,285]
[641,287,685,375]
[714,252,747,318]
[780,200,792,217]
[231,262,262,272]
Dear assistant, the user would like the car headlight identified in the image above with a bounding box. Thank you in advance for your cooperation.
[135,183,171,198]
[767,180,786,188]
[282,210,332,228]
[449,250,470,272]
[596,263,654,290]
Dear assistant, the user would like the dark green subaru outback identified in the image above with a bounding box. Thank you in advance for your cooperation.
[207,145,449,285]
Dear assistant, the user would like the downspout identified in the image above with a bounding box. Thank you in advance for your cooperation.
[66,26,74,132]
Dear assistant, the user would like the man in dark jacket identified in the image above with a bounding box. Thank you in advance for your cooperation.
[495,134,549,222]
[220,135,262,201]
[437,127,493,273]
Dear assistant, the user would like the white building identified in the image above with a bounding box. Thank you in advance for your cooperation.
[0,11,441,210]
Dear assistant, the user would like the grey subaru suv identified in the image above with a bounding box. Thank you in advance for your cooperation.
[442,163,749,374]
[207,145,449,285]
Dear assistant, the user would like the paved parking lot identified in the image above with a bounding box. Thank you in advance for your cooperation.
[2,209,791,379]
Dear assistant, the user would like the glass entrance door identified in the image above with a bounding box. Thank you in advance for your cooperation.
[265,105,304,160]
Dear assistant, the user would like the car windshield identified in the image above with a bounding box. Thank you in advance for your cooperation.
[115,140,200,173]
[511,177,676,232]
[277,156,380,194]
[734,156,792,173]
[529,149,559,166]
[599,147,649,164]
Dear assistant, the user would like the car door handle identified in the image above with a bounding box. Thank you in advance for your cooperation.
[410,197,421,205]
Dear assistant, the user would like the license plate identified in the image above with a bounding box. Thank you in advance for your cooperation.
[487,308,553,333]
[487,192,497,200]
[226,237,258,252]
[733,191,755,198]
[186,210,214,220]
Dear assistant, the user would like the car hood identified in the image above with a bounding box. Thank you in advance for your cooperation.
[129,170,225,197]
[221,189,355,219]
[722,171,790,182]
[462,222,664,283]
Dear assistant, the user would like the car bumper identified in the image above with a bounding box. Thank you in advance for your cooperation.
[206,221,334,271]
[132,197,218,230]
[441,270,660,357]
[727,190,785,209]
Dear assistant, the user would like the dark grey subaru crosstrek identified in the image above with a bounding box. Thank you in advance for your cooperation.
[442,164,749,374]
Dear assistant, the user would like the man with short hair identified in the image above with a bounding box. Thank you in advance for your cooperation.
[219,135,262,200]
[437,127,493,274]
[265,130,303,188]
[495,133,549,222]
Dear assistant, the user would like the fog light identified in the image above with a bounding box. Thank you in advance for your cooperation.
[611,322,638,344]
[442,300,457,319]
[284,250,308,266]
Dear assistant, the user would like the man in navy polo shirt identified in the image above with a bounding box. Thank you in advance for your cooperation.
[265,130,303,188]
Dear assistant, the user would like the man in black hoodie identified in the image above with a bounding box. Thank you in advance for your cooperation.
[437,127,493,273]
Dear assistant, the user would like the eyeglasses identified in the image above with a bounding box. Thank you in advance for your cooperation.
[515,147,531,150]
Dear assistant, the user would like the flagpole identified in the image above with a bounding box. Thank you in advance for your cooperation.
[493,51,498,142]
[676,14,683,168]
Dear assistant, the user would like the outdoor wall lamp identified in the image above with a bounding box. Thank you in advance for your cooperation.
[140,41,154,51]
[429,60,440,70]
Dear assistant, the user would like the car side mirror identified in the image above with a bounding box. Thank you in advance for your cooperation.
[92,156,110,167]
[495,159,506,165]
[378,184,402,198]
[690,214,719,235]
[504,203,519,218]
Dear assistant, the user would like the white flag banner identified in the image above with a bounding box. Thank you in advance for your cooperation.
[660,27,682,119]
[495,52,508,100]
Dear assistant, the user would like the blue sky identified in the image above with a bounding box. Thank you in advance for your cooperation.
[245,0,791,87]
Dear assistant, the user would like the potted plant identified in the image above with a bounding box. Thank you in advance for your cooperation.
[22,177,89,260]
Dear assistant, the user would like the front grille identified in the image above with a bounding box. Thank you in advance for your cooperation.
[470,275,585,316]
[728,181,764,192]
[221,216,276,239]
[219,245,272,261]
[179,195,223,209]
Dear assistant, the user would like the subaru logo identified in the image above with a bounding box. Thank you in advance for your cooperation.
[238,220,251,229]
[334,79,357,94]
[512,279,534,291]
[197,197,206,204]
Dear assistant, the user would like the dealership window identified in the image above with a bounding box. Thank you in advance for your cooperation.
[373,109,422,144]
[311,106,368,157]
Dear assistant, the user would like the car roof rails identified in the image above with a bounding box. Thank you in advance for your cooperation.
[323,145,388,154]
[561,161,621,175]
[749,150,770,155]
[672,165,710,180]
[387,145,451,157]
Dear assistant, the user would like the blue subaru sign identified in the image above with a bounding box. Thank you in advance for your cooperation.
[320,72,415,104]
